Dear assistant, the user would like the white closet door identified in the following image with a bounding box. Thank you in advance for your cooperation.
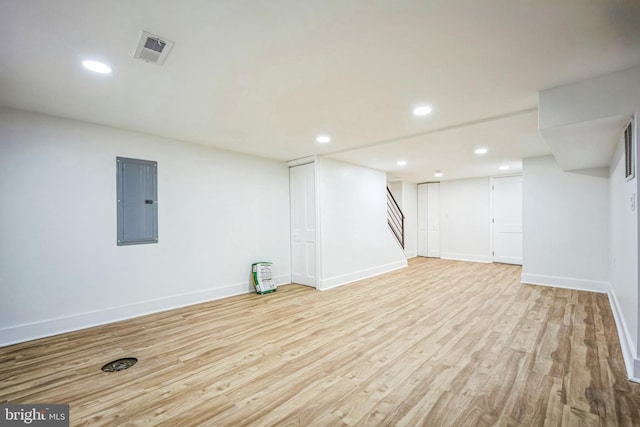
[492,175,522,265]
[290,163,317,287]
[426,183,440,257]
[418,184,428,256]
[418,183,440,257]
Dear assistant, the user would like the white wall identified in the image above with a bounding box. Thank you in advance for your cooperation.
[388,181,402,205]
[609,113,640,380]
[539,64,640,129]
[387,180,417,258]
[522,155,609,291]
[439,177,491,263]
[401,181,418,258]
[0,108,291,346]
[318,158,406,289]
[538,66,640,382]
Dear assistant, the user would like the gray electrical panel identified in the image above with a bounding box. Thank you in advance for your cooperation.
[116,157,158,245]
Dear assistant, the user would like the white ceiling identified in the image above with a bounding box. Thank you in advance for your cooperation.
[541,114,632,172]
[1,1,639,182]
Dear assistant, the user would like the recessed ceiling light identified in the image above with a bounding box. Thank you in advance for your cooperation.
[397,160,407,166]
[499,165,510,171]
[316,134,331,144]
[474,147,488,155]
[434,170,443,177]
[82,60,112,74]
[413,105,433,116]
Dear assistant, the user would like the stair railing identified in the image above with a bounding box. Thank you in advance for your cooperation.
[387,187,405,249]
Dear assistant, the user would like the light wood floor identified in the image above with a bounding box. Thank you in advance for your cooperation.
[2,258,640,426]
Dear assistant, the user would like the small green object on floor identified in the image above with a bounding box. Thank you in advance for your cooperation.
[252,262,277,294]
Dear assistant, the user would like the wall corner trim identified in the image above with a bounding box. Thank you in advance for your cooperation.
[287,155,318,168]
[0,276,288,348]
[319,260,407,291]
[404,250,418,259]
[520,273,609,293]
[440,252,492,264]
[607,286,640,383]
[521,274,640,383]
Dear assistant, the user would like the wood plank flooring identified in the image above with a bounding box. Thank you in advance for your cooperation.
[2,258,640,426]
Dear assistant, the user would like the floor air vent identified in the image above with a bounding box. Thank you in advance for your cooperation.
[101,358,138,372]
[134,31,174,65]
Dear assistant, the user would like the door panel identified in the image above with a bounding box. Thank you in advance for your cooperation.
[290,163,316,287]
[418,184,428,256]
[417,183,440,257]
[492,176,522,265]
[426,183,440,258]
[117,157,158,245]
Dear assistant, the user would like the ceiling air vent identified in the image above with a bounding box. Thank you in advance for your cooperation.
[134,31,174,65]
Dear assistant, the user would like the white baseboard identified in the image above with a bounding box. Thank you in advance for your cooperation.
[521,273,640,383]
[404,250,418,259]
[440,252,492,263]
[520,273,609,293]
[493,256,522,265]
[607,287,640,383]
[0,275,290,347]
[319,260,407,291]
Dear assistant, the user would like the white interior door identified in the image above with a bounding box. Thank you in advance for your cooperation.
[290,163,317,287]
[417,183,440,257]
[426,183,440,257]
[492,175,522,265]
[418,184,428,256]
